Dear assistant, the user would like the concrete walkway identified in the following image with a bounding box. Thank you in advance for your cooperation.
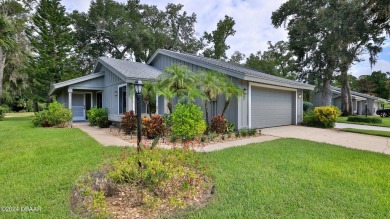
[335,122,390,132]
[74,122,279,151]
[73,122,132,146]
[262,125,390,155]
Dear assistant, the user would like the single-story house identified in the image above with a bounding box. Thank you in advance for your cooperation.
[49,49,314,129]
[311,86,387,115]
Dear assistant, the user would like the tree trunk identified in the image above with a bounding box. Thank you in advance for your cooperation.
[0,48,6,105]
[167,101,172,114]
[340,67,353,116]
[33,98,38,112]
[204,101,210,127]
[321,79,332,106]
[221,99,230,116]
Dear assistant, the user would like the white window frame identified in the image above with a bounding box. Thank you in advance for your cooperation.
[118,84,127,114]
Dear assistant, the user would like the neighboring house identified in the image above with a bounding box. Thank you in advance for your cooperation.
[49,49,314,129]
[311,86,386,115]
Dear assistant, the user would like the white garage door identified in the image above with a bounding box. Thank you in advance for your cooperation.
[251,86,295,128]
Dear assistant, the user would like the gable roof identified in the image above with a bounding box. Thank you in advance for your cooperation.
[49,72,104,95]
[148,49,315,90]
[331,86,387,102]
[95,57,162,81]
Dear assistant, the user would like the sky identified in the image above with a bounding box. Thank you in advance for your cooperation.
[61,0,390,77]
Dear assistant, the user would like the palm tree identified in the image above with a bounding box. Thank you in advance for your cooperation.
[158,64,197,99]
[221,79,245,116]
[157,87,175,114]
[142,81,156,116]
[197,70,225,126]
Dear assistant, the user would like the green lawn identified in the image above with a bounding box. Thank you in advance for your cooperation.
[1,117,390,218]
[339,128,390,137]
[0,117,122,218]
[4,112,35,117]
[336,116,390,127]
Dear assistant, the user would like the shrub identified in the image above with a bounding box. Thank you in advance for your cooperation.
[142,115,164,139]
[240,128,248,137]
[108,148,208,208]
[304,106,340,128]
[0,104,11,113]
[120,110,137,134]
[86,107,111,128]
[303,101,313,112]
[347,116,382,124]
[210,115,228,134]
[32,101,72,127]
[171,103,206,139]
[227,122,235,133]
[0,107,4,120]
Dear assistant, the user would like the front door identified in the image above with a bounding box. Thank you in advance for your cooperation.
[72,93,85,121]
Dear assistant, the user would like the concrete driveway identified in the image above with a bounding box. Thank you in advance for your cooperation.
[262,125,390,155]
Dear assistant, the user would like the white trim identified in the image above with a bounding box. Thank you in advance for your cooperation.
[248,83,252,128]
[250,82,297,92]
[155,94,159,114]
[118,84,127,114]
[295,91,298,125]
[248,82,298,128]
[49,72,104,95]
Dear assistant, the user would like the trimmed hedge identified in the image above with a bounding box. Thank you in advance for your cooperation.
[347,116,382,124]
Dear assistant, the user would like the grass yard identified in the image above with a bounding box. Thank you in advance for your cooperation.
[1,117,390,218]
[337,116,390,127]
[4,112,35,117]
[0,117,122,218]
[339,128,390,137]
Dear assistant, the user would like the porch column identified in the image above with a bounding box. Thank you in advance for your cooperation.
[68,88,73,110]
[155,94,159,115]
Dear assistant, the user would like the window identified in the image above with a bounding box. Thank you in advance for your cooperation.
[118,85,127,114]
[96,92,102,108]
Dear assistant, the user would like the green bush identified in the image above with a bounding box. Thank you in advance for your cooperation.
[0,107,4,120]
[303,101,313,112]
[171,103,206,139]
[0,104,11,113]
[32,101,72,127]
[303,106,341,128]
[347,116,382,124]
[87,107,111,128]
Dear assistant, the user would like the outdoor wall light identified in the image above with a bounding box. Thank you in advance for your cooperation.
[298,94,302,98]
[114,91,118,96]
[243,88,247,94]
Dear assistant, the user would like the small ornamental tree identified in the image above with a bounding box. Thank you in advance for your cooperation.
[171,103,206,139]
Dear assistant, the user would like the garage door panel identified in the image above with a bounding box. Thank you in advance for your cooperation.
[251,86,294,128]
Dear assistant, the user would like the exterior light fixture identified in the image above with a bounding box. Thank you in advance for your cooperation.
[134,80,143,94]
[298,94,302,98]
[114,91,118,96]
[134,80,144,152]
[243,88,247,94]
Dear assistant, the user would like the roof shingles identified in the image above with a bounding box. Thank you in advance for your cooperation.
[99,57,162,80]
